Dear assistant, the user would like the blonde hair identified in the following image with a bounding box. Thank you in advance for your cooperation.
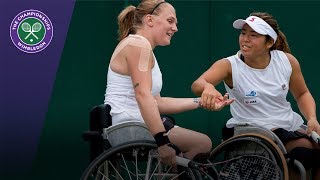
[117,0,167,41]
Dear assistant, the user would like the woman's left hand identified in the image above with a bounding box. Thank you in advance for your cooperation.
[307,119,320,135]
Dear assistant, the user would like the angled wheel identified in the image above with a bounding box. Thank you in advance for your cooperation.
[81,140,199,180]
[209,133,289,180]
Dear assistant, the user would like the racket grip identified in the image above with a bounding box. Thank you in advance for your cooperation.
[311,131,320,144]
[176,156,191,167]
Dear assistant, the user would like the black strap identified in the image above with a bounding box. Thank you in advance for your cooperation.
[154,131,181,155]
[154,131,170,147]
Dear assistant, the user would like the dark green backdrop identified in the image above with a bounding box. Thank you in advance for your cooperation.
[30,1,320,179]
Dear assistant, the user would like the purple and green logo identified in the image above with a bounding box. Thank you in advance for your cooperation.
[10,9,53,53]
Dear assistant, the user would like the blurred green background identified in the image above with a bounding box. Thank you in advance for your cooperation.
[29,1,320,179]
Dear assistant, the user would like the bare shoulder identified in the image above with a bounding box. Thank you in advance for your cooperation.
[284,52,299,65]
[221,58,231,65]
[127,35,152,50]
[284,52,301,70]
[212,58,231,72]
[204,58,232,81]
[117,35,152,54]
[212,58,231,67]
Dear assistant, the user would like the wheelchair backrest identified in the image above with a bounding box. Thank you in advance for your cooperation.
[89,104,112,132]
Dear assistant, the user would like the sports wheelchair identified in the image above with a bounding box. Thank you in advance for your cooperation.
[80,104,310,180]
[81,104,200,179]
[209,124,312,180]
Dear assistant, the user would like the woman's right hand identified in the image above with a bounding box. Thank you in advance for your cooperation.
[200,83,234,111]
[157,144,177,166]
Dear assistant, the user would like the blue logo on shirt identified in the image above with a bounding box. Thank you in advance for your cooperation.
[245,91,257,97]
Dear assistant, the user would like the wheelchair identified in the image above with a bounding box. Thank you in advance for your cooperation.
[81,104,201,180]
[207,124,310,180]
[81,104,295,180]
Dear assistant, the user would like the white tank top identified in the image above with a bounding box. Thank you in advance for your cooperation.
[104,35,162,123]
[224,50,303,131]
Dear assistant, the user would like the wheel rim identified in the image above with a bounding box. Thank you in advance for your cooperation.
[82,141,197,180]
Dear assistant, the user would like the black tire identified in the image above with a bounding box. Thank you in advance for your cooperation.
[81,140,199,180]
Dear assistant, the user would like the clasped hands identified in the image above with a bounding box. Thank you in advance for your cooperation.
[200,87,235,111]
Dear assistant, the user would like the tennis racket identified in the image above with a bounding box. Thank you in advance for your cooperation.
[176,155,217,180]
[218,155,282,180]
[176,154,283,180]
[23,22,42,40]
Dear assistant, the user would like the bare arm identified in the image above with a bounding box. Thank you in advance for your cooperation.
[154,95,200,114]
[126,46,165,136]
[287,53,320,134]
[191,59,234,110]
[192,59,231,94]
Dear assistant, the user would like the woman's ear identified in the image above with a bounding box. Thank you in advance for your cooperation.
[266,38,274,49]
[145,14,153,27]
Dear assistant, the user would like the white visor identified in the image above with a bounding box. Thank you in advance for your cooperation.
[233,16,277,44]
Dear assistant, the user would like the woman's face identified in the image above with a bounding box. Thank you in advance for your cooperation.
[152,4,178,46]
[239,24,271,58]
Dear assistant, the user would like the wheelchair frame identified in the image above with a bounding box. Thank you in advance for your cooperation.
[81,104,299,180]
[81,104,200,179]
[233,124,308,180]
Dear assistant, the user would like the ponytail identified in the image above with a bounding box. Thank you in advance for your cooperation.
[117,1,167,41]
[117,5,136,41]
[272,30,291,53]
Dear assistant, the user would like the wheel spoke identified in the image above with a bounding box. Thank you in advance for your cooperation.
[81,142,197,180]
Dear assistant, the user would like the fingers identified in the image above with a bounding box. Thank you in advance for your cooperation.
[209,95,220,110]
[225,98,235,105]
[309,124,320,143]
[211,93,234,111]
[215,93,230,110]
[316,125,320,135]
[200,93,222,109]
[158,145,177,166]
[307,119,319,135]
[222,93,229,101]
[200,91,234,111]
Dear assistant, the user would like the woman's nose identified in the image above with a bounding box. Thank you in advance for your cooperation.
[172,24,178,32]
[243,35,249,42]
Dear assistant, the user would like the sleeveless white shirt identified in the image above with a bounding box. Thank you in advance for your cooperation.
[224,50,303,131]
[104,35,162,123]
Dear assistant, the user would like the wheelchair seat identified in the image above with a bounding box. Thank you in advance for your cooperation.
[102,121,155,147]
